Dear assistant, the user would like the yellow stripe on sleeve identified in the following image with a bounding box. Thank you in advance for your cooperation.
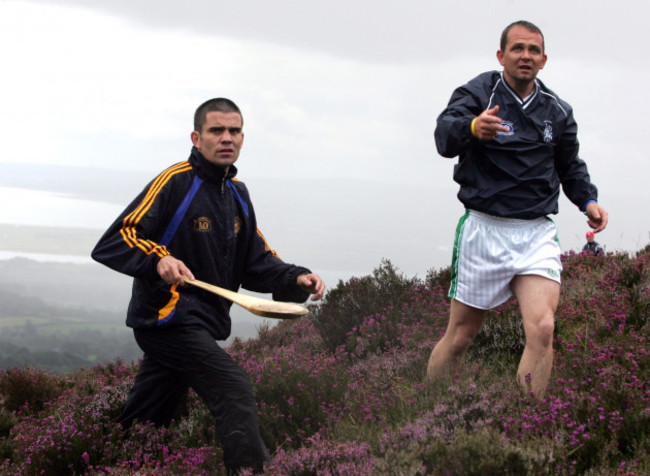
[256,228,281,259]
[120,162,192,256]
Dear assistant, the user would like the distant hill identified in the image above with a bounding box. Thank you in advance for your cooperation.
[0,224,104,257]
[0,255,131,312]
[0,162,151,204]
[0,256,279,372]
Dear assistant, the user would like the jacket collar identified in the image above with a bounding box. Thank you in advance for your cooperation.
[499,71,540,108]
[189,146,238,184]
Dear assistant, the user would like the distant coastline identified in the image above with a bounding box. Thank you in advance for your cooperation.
[0,223,102,258]
[0,250,92,264]
[0,185,122,229]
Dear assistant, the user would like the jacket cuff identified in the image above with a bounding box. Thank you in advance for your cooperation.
[272,266,311,303]
[582,199,597,213]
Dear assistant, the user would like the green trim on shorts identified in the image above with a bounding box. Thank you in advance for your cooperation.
[448,210,470,299]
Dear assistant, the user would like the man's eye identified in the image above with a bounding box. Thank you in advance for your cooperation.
[228,128,242,135]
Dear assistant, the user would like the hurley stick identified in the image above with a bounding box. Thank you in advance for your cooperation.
[182,277,309,319]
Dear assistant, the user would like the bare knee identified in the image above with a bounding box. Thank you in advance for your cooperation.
[443,329,477,356]
[443,300,486,355]
[427,328,477,383]
[525,316,555,349]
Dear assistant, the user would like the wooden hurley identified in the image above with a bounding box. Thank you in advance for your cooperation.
[183,277,309,319]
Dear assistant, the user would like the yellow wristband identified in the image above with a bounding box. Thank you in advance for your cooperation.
[470,117,478,138]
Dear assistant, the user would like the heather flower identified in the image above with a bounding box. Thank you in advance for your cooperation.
[1,249,649,475]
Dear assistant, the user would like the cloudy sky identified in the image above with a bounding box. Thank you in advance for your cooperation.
[1,0,648,286]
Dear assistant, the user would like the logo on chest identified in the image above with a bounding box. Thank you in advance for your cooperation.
[193,217,212,233]
[234,216,242,237]
[543,121,553,143]
[192,216,242,236]
[496,121,515,136]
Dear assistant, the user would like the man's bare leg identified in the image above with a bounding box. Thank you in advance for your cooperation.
[511,275,560,399]
[426,299,487,383]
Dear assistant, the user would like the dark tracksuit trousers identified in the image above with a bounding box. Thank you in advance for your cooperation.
[117,324,270,474]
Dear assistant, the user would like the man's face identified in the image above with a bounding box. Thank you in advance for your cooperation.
[497,25,547,88]
[191,111,244,170]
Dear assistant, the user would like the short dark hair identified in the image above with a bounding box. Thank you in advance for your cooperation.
[500,20,545,52]
[194,98,243,132]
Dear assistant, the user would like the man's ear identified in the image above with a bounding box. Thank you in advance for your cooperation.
[190,130,199,146]
[496,49,505,66]
[539,54,548,70]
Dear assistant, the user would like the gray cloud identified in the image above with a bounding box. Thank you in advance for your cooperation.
[28,0,649,64]
[2,0,649,282]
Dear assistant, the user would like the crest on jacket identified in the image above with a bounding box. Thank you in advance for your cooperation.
[194,217,212,233]
[497,121,514,136]
[543,121,553,143]
[234,216,242,237]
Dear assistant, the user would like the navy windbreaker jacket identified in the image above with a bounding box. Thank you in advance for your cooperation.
[435,71,598,219]
[91,147,310,340]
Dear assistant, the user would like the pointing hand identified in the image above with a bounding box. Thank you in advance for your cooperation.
[472,105,510,141]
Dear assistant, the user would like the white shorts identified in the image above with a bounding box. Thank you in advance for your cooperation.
[448,210,563,310]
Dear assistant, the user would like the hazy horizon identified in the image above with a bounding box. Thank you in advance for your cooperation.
[1,0,648,287]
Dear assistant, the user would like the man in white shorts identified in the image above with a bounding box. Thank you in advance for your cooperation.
[427,20,608,398]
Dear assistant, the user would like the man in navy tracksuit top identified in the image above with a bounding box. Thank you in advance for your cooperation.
[92,98,325,474]
[427,21,608,399]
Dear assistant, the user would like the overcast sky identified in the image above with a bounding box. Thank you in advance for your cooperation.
[1,0,648,285]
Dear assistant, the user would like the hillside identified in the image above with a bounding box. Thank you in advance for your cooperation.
[0,255,275,372]
[0,248,648,475]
